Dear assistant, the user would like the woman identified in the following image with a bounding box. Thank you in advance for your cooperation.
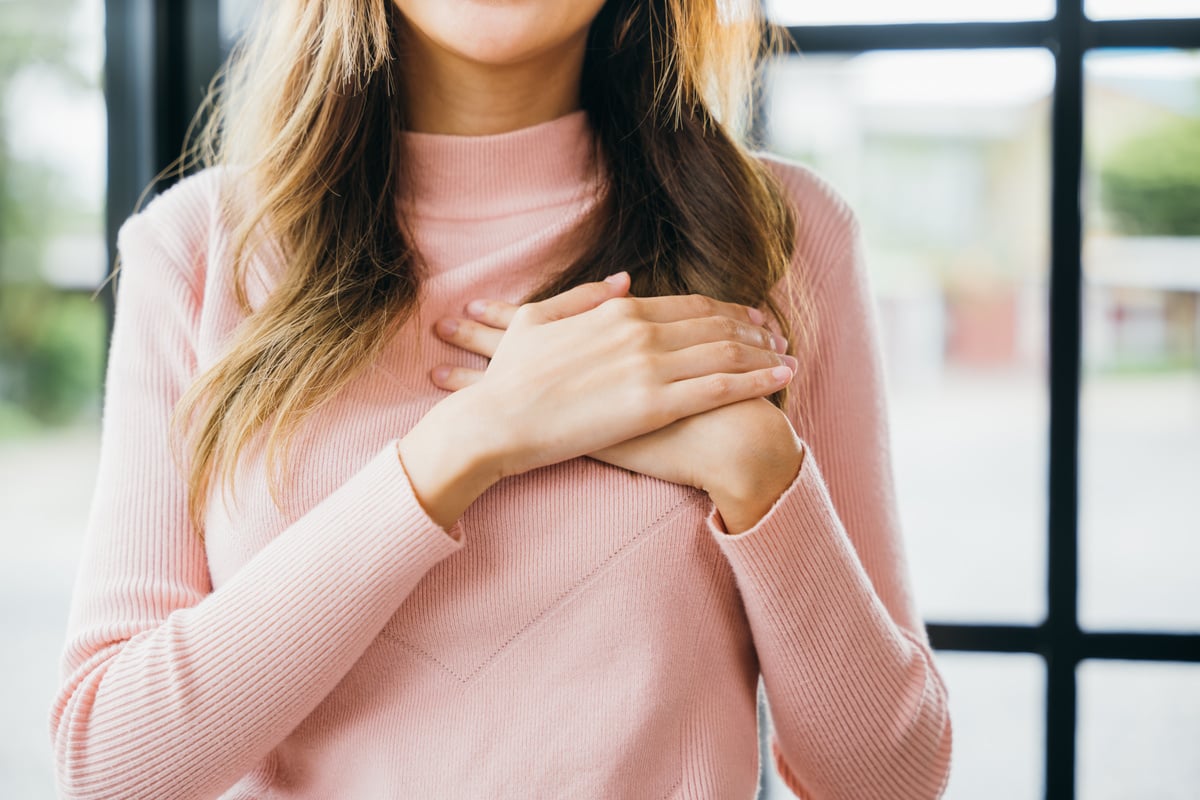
[50,0,952,797]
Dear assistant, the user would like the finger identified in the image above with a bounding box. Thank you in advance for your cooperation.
[603,292,766,327]
[662,364,795,420]
[520,271,631,324]
[435,316,504,358]
[462,298,519,330]
[430,364,486,392]
[652,315,789,355]
[657,340,798,383]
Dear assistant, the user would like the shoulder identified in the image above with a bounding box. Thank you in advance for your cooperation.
[115,166,233,295]
[749,150,863,286]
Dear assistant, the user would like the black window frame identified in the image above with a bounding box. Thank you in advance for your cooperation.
[767,5,1200,798]
[102,2,1200,797]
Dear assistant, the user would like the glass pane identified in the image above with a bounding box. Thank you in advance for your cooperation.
[764,50,1054,624]
[1080,50,1200,632]
[761,653,1044,799]
[767,0,1054,26]
[0,0,106,796]
[1078,661,1200,799]
[1087,0,1200,19]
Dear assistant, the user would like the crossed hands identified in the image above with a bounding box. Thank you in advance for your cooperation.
[426,271,805,534]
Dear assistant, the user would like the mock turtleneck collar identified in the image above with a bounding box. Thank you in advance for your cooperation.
[398,108,603,221]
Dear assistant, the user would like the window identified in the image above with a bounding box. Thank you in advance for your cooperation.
[0,0,106,796]
[761,2,1200,797]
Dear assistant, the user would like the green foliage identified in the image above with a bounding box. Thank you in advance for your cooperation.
[0,283,105,428]
[0,400,40,439]
[0,0,107,437]
[1098,116,1200,236]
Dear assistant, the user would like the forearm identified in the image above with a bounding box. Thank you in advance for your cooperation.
[705,450,952,798]
[52,442,465,799]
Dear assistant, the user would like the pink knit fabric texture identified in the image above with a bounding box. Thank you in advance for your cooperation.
[49,109,952,799]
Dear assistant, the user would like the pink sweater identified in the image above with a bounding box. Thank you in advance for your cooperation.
[50,109,952,799]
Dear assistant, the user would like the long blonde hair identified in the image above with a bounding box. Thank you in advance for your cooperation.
[158,0,811,540]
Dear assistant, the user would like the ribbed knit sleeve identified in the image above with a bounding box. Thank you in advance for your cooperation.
[48,176,466,800]
[703,162,953,799]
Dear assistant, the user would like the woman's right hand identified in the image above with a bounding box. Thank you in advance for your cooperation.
[396,271,792,529]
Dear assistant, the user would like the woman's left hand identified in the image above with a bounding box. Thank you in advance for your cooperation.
[430,297,806,533]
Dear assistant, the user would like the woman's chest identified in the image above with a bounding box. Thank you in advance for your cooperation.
[200,365,727,677]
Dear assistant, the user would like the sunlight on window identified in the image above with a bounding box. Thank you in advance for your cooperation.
[0,0,107,796]
[766,0,1054,25]
[765,49,1055,626]
[1079,661,1200,798]
[1080,49,1200,632]
[1087,0,1200,19]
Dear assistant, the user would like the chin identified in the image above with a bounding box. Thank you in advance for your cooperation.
[394,0,605,67]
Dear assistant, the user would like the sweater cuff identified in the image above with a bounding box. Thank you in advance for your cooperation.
[322,437,468,559]
[391,439,466,544]
[703,440,896,636]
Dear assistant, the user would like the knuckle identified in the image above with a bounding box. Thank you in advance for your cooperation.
[706,373,734,399]
[719,316,741,339]
[719,339,744,365]
[511,303,536,324]
[687,294,716,316]
[595,298,622,322]
[626,320,656,350]
[607,296,637,318]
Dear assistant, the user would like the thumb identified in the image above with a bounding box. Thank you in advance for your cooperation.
[528,271,630,323]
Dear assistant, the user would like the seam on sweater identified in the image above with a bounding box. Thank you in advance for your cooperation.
[381,489,705,684]
[673,537,735,800]
[658,774,684,799]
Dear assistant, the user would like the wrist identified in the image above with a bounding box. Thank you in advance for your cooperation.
[709,441,804,535]
[397,389,506,530]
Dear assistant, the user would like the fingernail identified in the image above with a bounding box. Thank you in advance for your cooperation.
[466,300,487,316]
[432,365,451,382]
[782,354,799,371]
[772,333,788,353]
[771,365,793,383]
[748,307,765,325]
[604,271,628,285]
[437,318,458,336]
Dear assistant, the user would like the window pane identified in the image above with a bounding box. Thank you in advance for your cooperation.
[1078,661,1200,799]
[761,653,1045,799]
[764,50,1053,624]
[1086,0,1200,19]
[767,0,1054,26]
[1080,50,1200,632]
[0,0,107,796]
[937,653,1044,799]
[219,0,257,47]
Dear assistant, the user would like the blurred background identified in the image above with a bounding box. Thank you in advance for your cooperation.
[1,0,1197,797]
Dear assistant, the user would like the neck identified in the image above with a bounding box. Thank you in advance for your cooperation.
[399,25,588,136]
